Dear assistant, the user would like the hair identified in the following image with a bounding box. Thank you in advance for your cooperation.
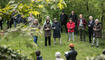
[55,52,61,58]
[35,50,41,56]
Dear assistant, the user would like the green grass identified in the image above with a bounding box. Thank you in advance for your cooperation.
[0,32,104,60]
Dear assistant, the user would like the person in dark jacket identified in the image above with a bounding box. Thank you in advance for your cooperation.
[88,16,94,43]
[77,14,87,41]
[92,19,102,47]
[43,19,52,47]
[65,43,77,60]
[35,50,43,60]
[11,10,17,28]
[60,11,68,33]
[52,18,61,45]
[69,11,78,35]
[0,16,3,30]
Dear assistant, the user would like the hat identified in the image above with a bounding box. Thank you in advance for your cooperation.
[69,43,74,48]
[55,52,61,57]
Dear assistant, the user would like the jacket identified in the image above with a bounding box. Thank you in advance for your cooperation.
[67,22,75,32]
[77,18,87,30]
[65,48,77,60]
[93,23,102,38]
[52,22,61,38]
[43,23,52,37]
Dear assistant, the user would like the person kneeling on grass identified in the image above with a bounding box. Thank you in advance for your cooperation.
[31,19,41,45]
[55,52,64,60]
[65,43,77,60]
[36,50,43,60]
[67,18,75,41]
[52,18,61,45]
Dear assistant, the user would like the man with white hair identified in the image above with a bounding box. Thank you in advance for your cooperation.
[55,52,64,60]
[88,16,94,43]
[92,19,102,47]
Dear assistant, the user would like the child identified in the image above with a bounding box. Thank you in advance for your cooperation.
[55,52,64,60]
[36,50,43,60]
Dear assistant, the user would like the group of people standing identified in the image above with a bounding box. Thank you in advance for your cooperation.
[60,10,102,47]
[0,10,102,47]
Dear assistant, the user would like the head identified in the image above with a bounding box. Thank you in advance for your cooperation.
[71,11,74,15]
[89,16,93,20]
[62,10,64,15]
[69,43,74,49]
[79,14,83,19]
[53,18,57,23]
[69,18,72,23]
[95,19,99,24]
[102,49,105,55]
[55,52,61,58]
[35,50,41,56]
[29,13,33,17]
[0,16,2,20]
[33,19,38,24]
[46,16,50,20]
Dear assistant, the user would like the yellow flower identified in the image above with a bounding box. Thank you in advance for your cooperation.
[29,11,40,16]
[38,5,44,8]
[46,0,50,2]
[57,3,64,10]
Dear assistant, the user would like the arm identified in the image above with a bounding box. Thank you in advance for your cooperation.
[96,24,102,31]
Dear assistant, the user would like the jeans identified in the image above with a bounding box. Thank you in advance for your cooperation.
[92,37,99,47]
[14,21,17,28]
[33,36,38,44]
[68,32,74,41]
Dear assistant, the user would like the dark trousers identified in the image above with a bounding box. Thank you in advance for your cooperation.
[0,23,3,30]
[79,29,86,41]
[45,36,51,46]
[88,29,93,43]
[61,23,67,33]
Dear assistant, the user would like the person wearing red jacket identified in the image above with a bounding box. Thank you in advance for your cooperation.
[77,14,87,41]
[67,18,75,41]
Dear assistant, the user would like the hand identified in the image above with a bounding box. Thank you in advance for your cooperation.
[65,52,68,54]
[88,25,91,27]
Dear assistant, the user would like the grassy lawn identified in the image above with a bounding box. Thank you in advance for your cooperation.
[0,32,104,60]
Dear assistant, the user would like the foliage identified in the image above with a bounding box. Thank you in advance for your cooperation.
[0,46,30,60]
[86,54,105,60]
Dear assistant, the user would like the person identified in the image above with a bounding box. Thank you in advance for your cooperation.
[0,16,3,30]
[28,13,35,25]
[69,11,78,35]
[67,18,75,41]
[60,10,68,33]
[43,19,52,47]
[35,50,43,60]
[21,14,27,24]
[55,52,64,60]
[31,19,40,45]
[92,19,102,47]
[52,18,61,45]
[65,43,77,60]
[102,49,105,55]
[88,16,94,43]
[77,14,87,41]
